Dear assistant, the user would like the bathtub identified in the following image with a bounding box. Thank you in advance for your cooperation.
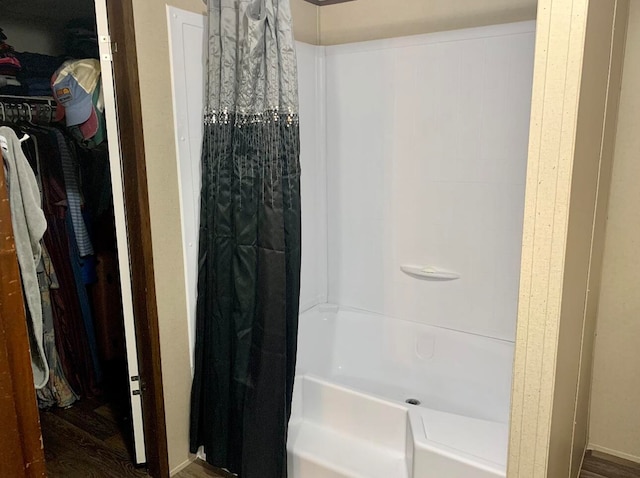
[287,304,514,478]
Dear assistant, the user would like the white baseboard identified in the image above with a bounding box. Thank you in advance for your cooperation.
[170,457,196,476]
[575,443,587,478]
[588,443,640,464]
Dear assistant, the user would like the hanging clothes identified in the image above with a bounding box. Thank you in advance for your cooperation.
[50,128,102,381]
[54,128,94,257]
[189,1,302,477]
[32,125,102,397]
[1,92,119,401]
[36,245,78,408]
[1,126,49,389]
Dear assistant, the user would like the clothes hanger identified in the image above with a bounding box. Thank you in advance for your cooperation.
[19,103,32,142]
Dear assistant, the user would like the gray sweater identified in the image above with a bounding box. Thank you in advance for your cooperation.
[1,126,49,389]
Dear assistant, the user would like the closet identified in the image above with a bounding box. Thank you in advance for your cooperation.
[1,1,160,476]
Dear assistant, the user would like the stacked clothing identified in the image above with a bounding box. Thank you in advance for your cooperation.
[0,28,66,97]
[16,52,66,96]
[64,19,99,59]
[0,27,23,94]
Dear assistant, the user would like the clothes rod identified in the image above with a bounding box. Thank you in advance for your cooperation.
[0,96,58,124]
[0,95,56,105]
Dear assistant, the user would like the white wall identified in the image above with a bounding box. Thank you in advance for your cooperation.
[297,42,329,311]
[1,16,65,56]
[325,22,535,341]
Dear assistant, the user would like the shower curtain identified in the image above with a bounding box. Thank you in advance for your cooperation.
[189,0,301,477]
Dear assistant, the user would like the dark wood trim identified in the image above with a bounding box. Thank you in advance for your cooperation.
[104,1,170,477]
[0,144,47,478]
[302,0,356,5]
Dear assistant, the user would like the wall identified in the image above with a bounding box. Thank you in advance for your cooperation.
[325,22,534,341]
[296,42,328,311]
[131,2,206,472]
[318,0,537,45]
[508,0,629,476]
[2,0,97,55]
[291,0,319,44]
[589,0,640,462]
[548,1,628,475]
[130,0,319,473]
[0,18,64,56]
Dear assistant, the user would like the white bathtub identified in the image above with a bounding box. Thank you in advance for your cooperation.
[287,304,514,478]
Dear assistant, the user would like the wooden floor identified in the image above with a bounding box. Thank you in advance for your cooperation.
[580,451,640,478]
[42,396,148,478]
[175,461,232,478]
[42,399,640,478]
[41,396,227,478]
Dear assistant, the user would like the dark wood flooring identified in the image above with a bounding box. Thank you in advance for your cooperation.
[43,401,640,478]
[40,397,226,478]
[42,397,149,478]
[176,460,232,478]
[581,451,640,478]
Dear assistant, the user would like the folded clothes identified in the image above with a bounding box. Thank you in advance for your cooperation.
[28,88,54,97]
[0,68,21,77]
[0,84,28,95]
[25,77,52,89]
[0,43,15,54]
[0,56,21,69]
[15,52,66,79]
[0,74,20,87]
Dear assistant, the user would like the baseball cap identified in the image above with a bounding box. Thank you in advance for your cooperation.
[51,59,101,140]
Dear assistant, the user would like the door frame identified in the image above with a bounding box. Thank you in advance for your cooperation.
[0,0,170,476]
[99,0,170,476]
[0,152,47,478]
[508,0,629,476]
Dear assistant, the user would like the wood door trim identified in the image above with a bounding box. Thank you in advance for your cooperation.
[0,144,47,478]
[104,1,170,476]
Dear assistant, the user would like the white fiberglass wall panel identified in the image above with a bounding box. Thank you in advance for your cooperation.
[325,22,535,341]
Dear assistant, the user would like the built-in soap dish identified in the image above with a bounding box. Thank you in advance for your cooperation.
[400,265,460,281]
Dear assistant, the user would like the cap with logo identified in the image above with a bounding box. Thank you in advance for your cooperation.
[51,59,104,144]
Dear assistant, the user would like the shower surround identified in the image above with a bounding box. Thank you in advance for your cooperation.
[291,21,535,478]
[167,13,534,478]
[289,306,514,477]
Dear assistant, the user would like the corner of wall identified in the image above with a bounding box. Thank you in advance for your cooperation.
[130,0,206,471]
[588,0,640,463]
[291,0,320,45]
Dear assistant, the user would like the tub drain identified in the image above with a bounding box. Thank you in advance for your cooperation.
[405,398,421,406]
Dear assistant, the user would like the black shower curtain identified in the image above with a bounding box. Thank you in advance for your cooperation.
[189,1,301,477]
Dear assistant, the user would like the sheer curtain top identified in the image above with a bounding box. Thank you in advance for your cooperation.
[204,0,299,118]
